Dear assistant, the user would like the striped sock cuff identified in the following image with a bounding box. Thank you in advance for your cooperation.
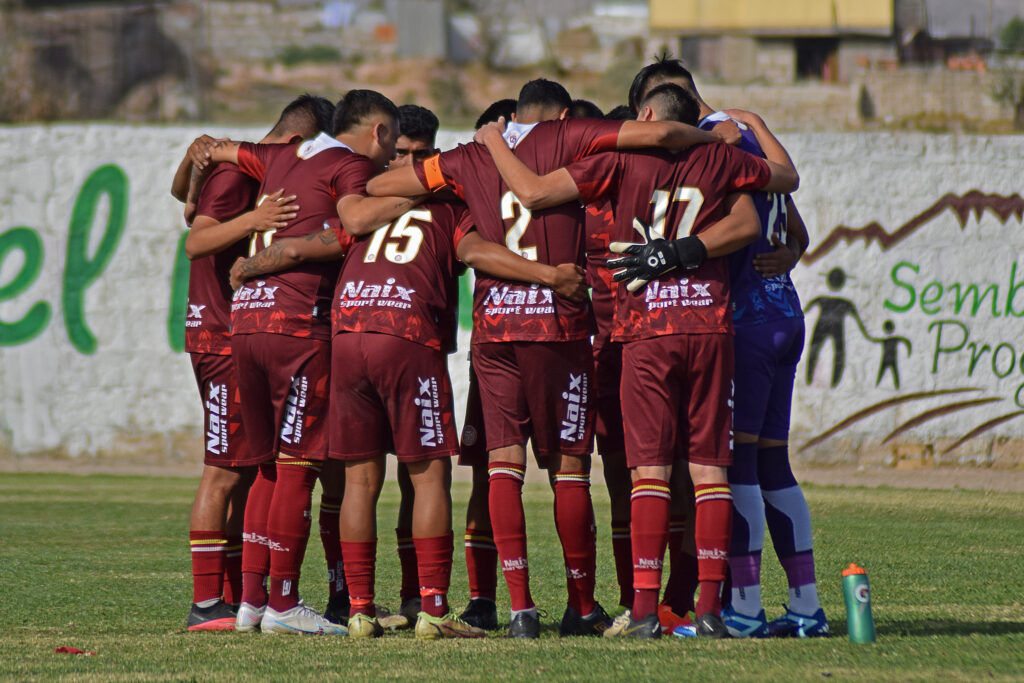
[464,530,497,549]
[610,521,630,539]
[631,479,671,502]
[488,461,526,483]
[552,471,590,486]
[190,538,228,554]
[396,527,414,549]
[275,457,322,471]
[320,498,341,514]
[695,484,733,504]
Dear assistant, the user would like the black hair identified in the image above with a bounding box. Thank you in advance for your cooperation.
[331,89,399,136]
[397,104,439,145]
[516,78,572,115]
[474,98,517,129]
[569,99,603,119]
[271,93,334,137]
[627,53,697,114]
[604,104,633,121]
[639,83,700,126]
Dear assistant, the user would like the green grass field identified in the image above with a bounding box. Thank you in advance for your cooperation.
[1,472,1022,681]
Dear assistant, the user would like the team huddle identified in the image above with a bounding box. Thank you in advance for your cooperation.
[174,56,829,640]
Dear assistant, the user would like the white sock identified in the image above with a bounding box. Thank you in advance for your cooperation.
[196,598,219,609]
[510,606,537,620]
[730,584,762,617]
[789,583,821,615]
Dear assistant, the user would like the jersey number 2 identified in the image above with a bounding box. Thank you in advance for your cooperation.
[501,192,537,261]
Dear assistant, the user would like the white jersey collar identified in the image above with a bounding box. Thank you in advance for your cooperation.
[298,132,353,159]
[503,121,539,149]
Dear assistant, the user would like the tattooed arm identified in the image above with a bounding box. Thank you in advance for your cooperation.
[229,228,347,290]
[337,194,421,236]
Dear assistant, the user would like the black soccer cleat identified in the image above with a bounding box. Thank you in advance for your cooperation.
[460,598,499,631]
[324,590,351,626]
[695,612,730,639]
[187,600,238,631]
[559,603,613,636]
[507,610,540,639]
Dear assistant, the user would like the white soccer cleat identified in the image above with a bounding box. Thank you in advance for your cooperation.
[235,602,266,633]
[260,603,348,635]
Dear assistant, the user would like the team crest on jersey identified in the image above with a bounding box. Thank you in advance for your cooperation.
[644,277,713,310]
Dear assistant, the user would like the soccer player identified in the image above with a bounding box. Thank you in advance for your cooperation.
[171,95,332,631]
[631,56,828,638]
[195,89,415,635]
[474,83,799,638]
[367,78,730,638]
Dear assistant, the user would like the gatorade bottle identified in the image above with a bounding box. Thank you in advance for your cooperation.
[842,563,876,643]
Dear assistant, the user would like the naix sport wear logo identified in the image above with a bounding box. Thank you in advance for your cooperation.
[232,280,279,311]
[644,277,713,310]
[560,372,589,443]
[415,376,445,448]
[205,382,229,456]
[280,375,308,445]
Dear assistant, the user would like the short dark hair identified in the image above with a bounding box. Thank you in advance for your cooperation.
[398,104,439,146]
[516,78,572,115]
[604,104,633,121]
[331,89,399,136]
[628,54,697,114]
[639,83,700,126]
[569,99,603,119]
[474,99,517,129]
[271,93,334,137]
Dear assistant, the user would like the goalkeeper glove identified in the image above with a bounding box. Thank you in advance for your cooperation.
[607,218,707,292]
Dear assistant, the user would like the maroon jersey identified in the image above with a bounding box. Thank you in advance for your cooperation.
[568,142,771,342]
[333,200,472,352]
[231,134,376,340]
[585,200,617,345]
[186,165,258,354]
[414,118,622,343]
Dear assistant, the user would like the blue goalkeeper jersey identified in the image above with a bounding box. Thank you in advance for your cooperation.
[699,112,802,328]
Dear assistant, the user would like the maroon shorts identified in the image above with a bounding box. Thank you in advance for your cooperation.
[231,333,331,464]
[190,352,255,467]
[471,339,594,459]
[620,333,734,469]
[329,332,458,462]
[457,360,488,467]
[593,339,625,455]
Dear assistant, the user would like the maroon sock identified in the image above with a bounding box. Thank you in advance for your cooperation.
[553,471,596,615]
[240,462,275,607]
[318,495,344,597]
[190,530,226,604]
[662,514,696,614]
[266,459,321,612]
[414,533,454,617]
[341,539,377,618]
[610,518,633,608]
[222,534,243,604]
[694,483,733,617]
[396,527,419,604]
[488,461,533,611]
[464,527,498,601]
[630,479,671,621]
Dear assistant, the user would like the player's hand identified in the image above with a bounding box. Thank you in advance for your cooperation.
[549,263,588,302]
[753,233,800,278]
[711,119,742,146]
[229,257,248,290]
[187,135,224,170]
[722,108,765,129]
[473,117,507,146]
[251,189,299,232]
[607,219,706,292]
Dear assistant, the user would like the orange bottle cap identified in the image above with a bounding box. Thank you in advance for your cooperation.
[843,563,867,576]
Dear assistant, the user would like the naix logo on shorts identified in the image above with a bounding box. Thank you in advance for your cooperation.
[560,372,588,442]
[415,376,444,448]
[205,382,229,456]
[280,375,308,445]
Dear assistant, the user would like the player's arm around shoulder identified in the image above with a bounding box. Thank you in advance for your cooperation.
[697,193,761,258]
[455,230,587,302]
[615,119,724,150]
[186,189,298,261]
[473,122,579,211]
[722,109,798,193]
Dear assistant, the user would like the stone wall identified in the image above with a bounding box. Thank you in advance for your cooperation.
[0,125,1021,468]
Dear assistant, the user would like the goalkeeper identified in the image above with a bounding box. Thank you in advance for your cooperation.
[474,82,797,638]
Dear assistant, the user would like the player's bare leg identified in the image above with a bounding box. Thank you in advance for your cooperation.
[688,460,732,638]
[338,455,386,637]
[487,443,537,637]
[317,459,348,624]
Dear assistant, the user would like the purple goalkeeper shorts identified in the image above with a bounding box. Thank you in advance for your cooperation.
[733,317,805,441]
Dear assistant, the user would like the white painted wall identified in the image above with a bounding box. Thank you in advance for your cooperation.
[0,126,1021,465]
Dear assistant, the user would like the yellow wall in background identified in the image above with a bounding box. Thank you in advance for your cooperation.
[650,0,892,33]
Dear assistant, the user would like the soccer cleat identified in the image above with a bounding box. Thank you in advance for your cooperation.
[768,606,830,638]
[378,599,418,630]
[400,597,422,622]
[602,611,661,639]
[459,598,499,631]
[415,612,487,639]
[348,613,384,638]
[187,600,237,631]
[559,603,613,636]
[721,605,769,638]
[323,591,350,626]
[657,604,692,635]
[507,610,540,639]
[261,603,348,635]
[235,602,266,633]
[695,612,729,639]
